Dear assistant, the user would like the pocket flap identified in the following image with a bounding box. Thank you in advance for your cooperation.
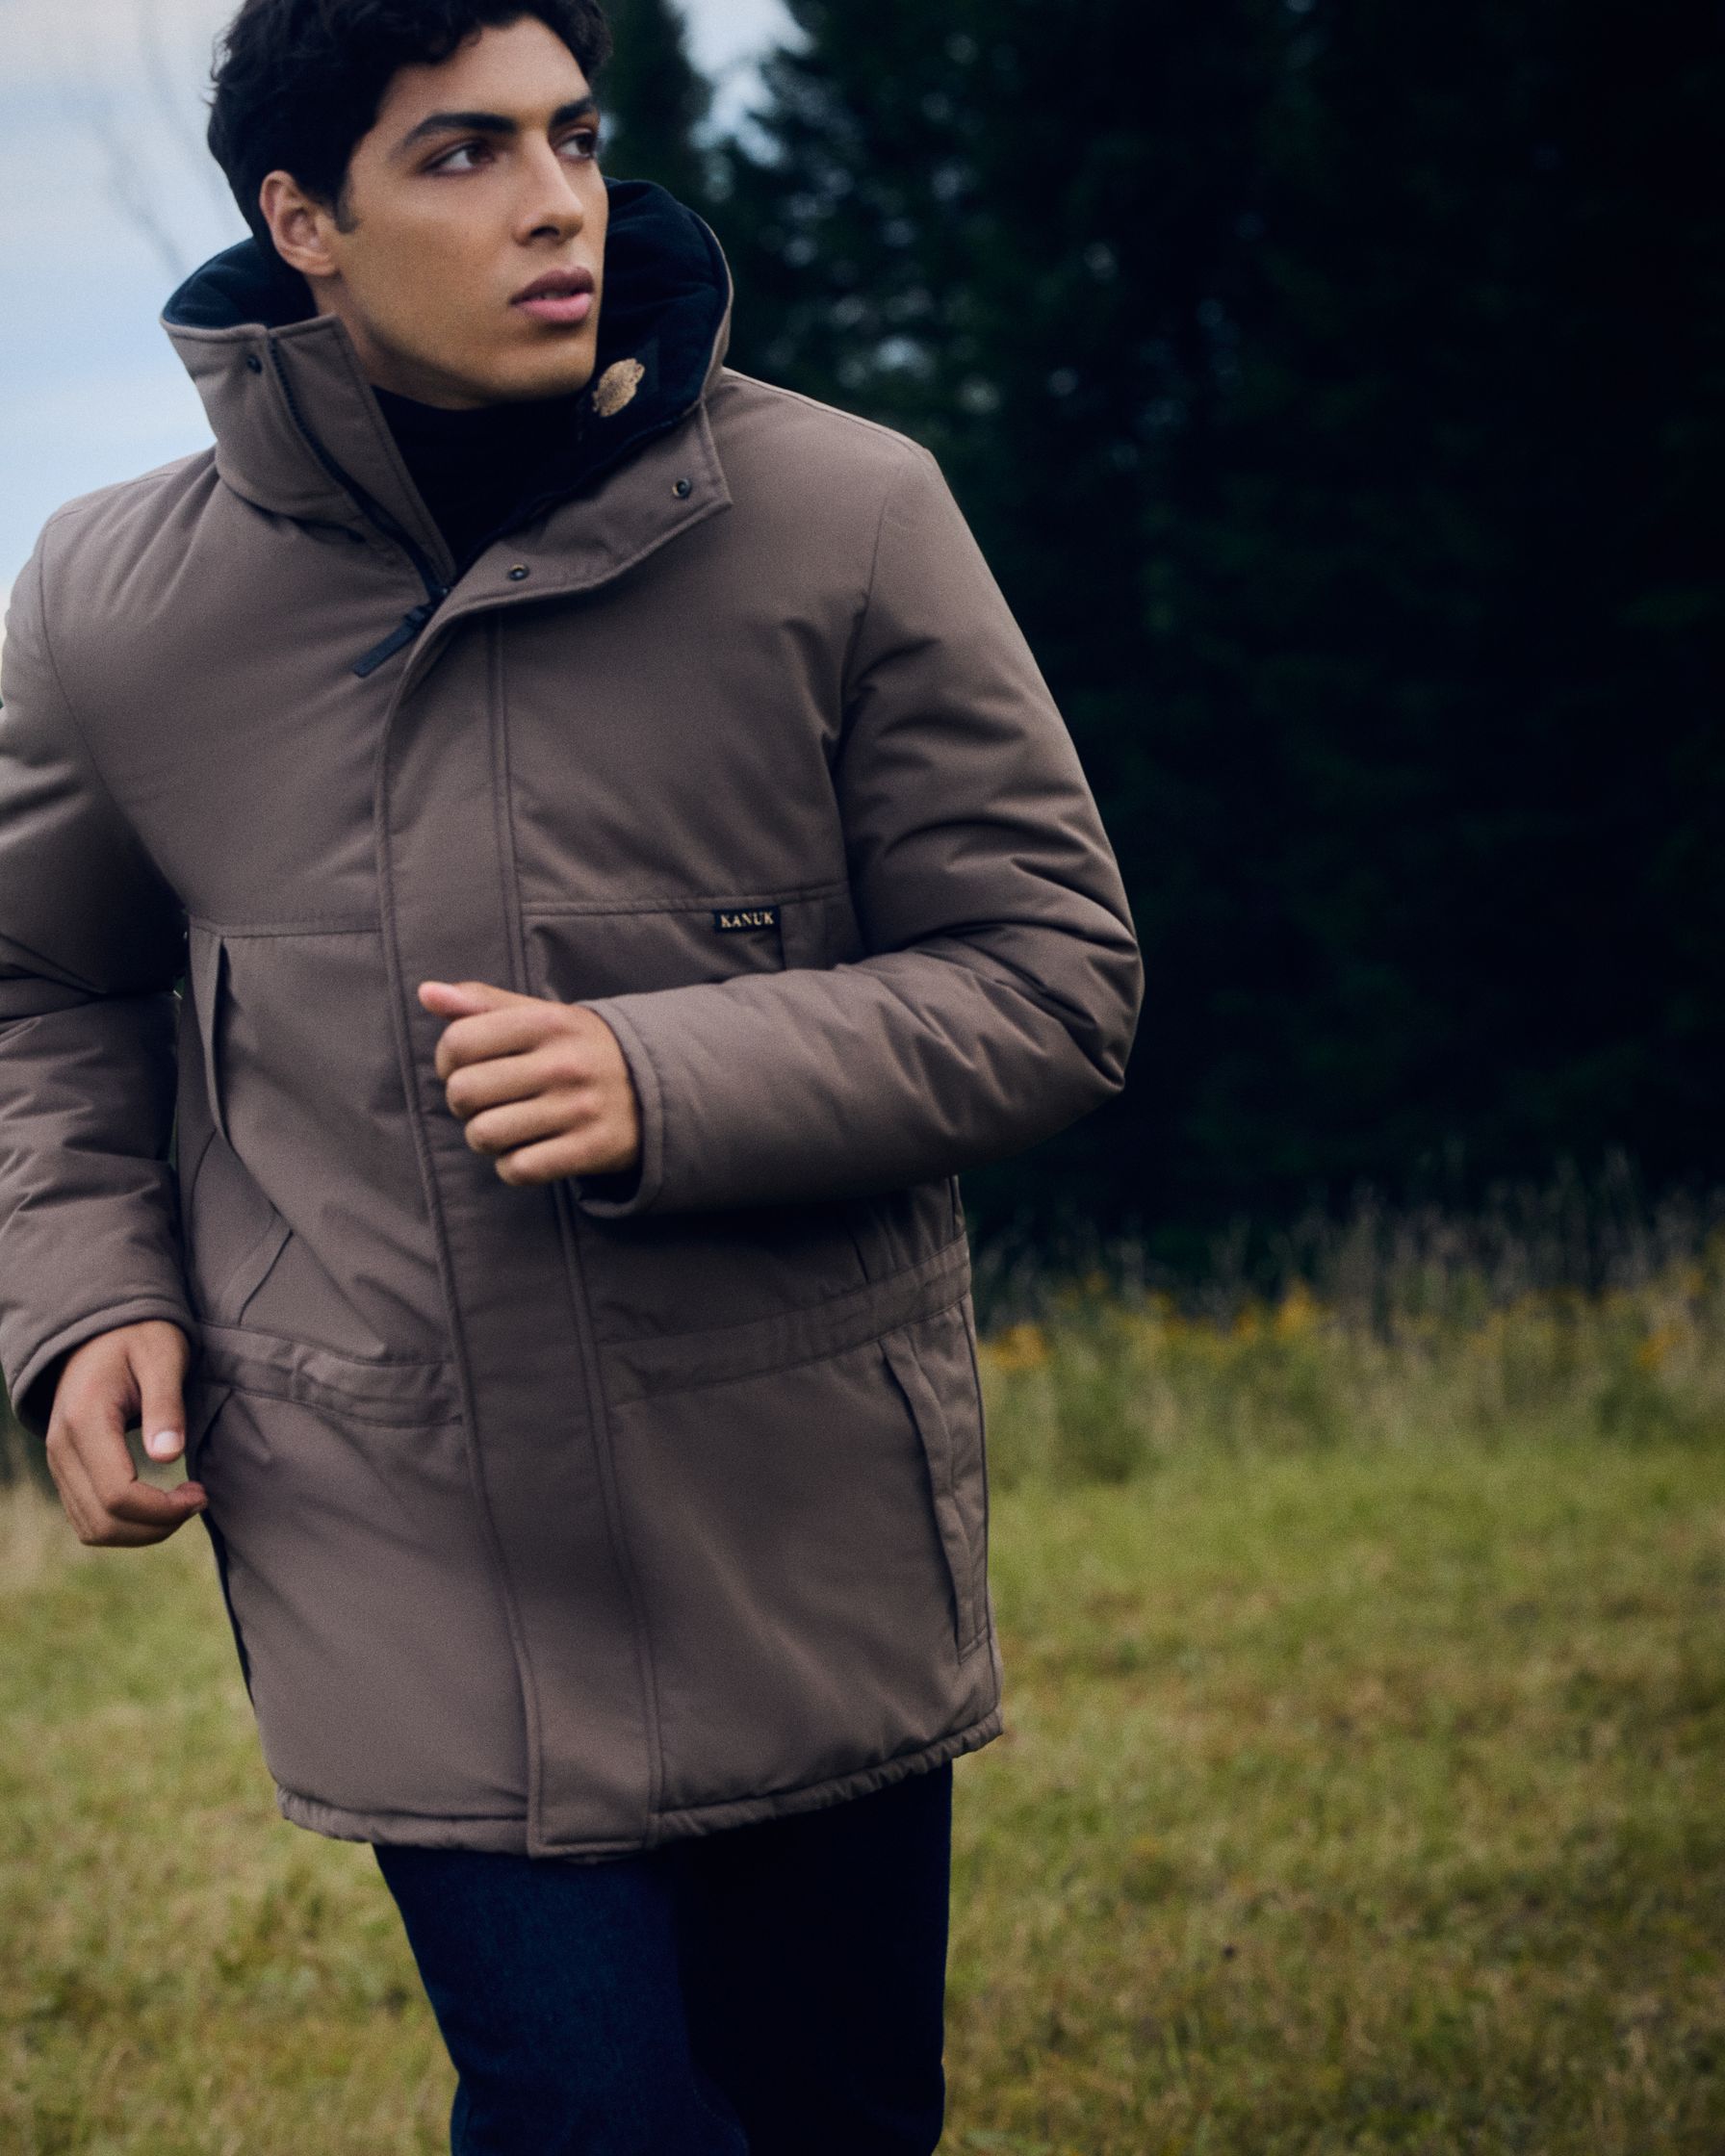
[196,1320,464,1426]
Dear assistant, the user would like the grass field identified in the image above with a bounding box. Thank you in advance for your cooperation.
[4,1210,1724,2151]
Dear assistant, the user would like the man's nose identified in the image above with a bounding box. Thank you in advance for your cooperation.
[516,141,587,239]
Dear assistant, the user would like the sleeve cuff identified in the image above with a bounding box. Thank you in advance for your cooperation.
[572,997,667,1219]
[7,1297,199,1440]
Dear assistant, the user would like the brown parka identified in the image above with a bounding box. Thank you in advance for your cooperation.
[0,183,1143,1858]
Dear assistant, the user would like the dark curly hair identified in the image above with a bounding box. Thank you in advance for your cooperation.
[207,1,613,256]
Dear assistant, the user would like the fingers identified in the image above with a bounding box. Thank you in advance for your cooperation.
[425,989,639,1185]
[48,1407,204,1545]
[459,1078,637,1183]
[491,1085,641,1185]
[138,1336,188,1466]
[83,1394,203,1532]
[494,1130,630,1188]
[418,979,514,1021]
[51,1439,189,1549]
[45,1323,205,1549]
[443,1043,563,1118]
[460,1090,585,1160]
[433,1001,560,1082]
[493,1137,587,1187]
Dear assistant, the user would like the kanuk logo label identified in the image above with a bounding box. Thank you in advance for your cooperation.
[712,907,781,933]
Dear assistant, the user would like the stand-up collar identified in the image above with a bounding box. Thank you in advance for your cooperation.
[160,179,734,579]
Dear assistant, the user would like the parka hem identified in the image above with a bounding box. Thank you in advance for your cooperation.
[272,1701,1005,1857]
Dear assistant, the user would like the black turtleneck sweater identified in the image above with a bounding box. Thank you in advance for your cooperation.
[373,383,593,574]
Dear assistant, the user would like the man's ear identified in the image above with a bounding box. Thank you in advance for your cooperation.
[259,169,342,283]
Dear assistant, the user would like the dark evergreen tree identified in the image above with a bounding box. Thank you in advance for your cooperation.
[709,0,1725,1266]
[595,0,717,211]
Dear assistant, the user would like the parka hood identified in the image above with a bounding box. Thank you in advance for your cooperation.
[160,179,734,568]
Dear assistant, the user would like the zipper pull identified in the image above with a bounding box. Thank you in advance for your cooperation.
[351,594,446,679]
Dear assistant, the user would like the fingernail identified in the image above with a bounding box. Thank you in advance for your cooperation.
[146,1429,181,1460]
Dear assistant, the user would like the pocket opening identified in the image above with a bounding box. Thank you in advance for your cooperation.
[183,1374,235,1480]
[187,926,233,1152]
[880,1325,987,1660]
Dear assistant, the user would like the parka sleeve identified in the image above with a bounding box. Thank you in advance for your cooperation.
[576,441,1144,1219]
[0,536,194,1437]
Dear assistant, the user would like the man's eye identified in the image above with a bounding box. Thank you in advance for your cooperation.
[559,129,601,161]
[430,141,490,173]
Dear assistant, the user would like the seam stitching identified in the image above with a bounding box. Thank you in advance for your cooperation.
[600,1231,966,1356]
[30,531,182,930]
[497,618,669,1840]
[608,1277,971,1407]
[366,574,549,1847]
[838,441,924,710]
[520,879,848,918]
[654,1706,1002,1824]
[206,1374,463,1428]
[187,915,380,938]
[274,1778,524,1823]
[197,1320,457,1372]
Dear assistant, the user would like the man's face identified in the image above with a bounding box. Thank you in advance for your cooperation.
[263,16,609,407]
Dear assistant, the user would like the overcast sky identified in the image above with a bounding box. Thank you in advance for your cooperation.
[0,0,795,593]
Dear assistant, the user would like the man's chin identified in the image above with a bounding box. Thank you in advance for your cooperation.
[470,371,596,407]
[482,334,603,405]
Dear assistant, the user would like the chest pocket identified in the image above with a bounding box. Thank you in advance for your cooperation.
[521,883,862,1005]
[520,882,879,1347]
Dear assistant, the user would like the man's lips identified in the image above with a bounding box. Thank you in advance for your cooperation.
[512,267,596,326]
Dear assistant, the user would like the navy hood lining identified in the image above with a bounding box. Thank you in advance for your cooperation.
[162,179,729,508]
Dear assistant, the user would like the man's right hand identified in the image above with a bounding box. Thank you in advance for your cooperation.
[42,1320,205,1547]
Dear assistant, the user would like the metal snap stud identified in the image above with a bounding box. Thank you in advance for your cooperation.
[673,476,693,499]
[245,353,263,373]
[507,565,530,581]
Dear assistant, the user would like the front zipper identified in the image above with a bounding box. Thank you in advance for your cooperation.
[353,598,445,679]
[262,337,452,676]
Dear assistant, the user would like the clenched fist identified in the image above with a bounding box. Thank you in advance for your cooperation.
[419,979,641,1188]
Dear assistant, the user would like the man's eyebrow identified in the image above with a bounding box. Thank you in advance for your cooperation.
[392,95,600,161]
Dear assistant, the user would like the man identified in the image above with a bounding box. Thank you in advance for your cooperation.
[0,2,1142,2148]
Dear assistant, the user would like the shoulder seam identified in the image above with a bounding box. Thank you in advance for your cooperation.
[716,370,939,465]
[30,527,140,848]
[42,450,213,537]
[30,526,181,912]
[839,433,924,705]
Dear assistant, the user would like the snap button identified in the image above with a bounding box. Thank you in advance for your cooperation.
[245,353,263,373]
[673,476,692,499]
[507,564,530,581]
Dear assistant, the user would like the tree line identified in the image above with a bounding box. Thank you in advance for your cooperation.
[602,0,1723,1269]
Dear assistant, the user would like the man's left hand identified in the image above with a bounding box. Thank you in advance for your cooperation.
[419,979,641,1187]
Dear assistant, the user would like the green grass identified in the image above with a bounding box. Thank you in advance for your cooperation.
[5,1242,1725,2150]
[950,1446,1725,2152]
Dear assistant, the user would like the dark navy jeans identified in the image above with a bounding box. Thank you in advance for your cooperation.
[373,1760,954,2155]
